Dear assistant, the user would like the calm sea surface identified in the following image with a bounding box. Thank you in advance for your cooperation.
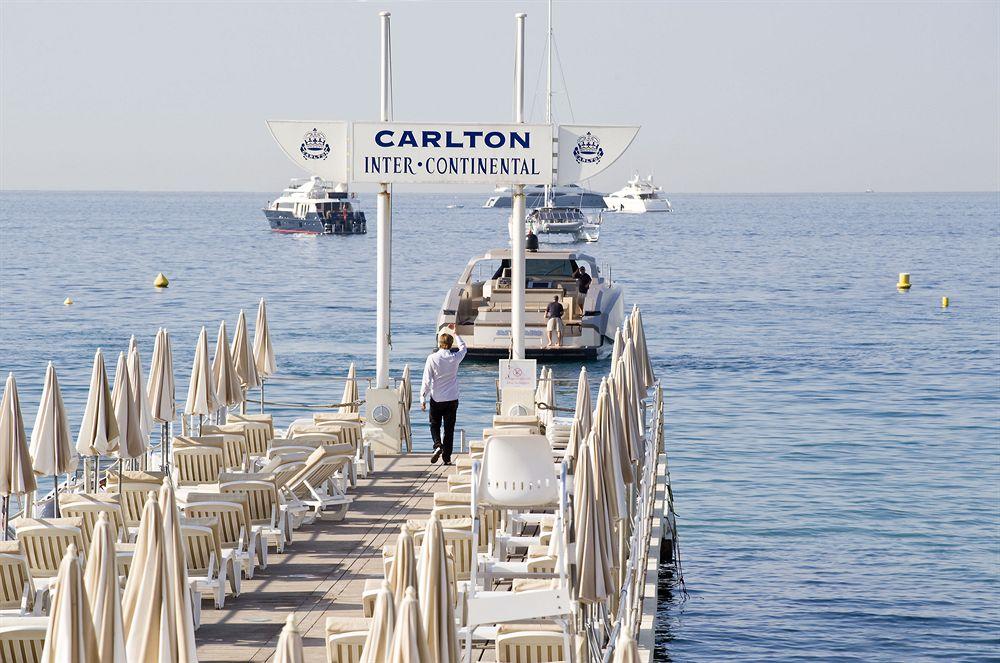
[1,191,998,660]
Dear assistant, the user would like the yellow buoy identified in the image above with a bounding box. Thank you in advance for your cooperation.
[941,296,949,308]
[63,297,73,306]
[154,273,169,288]
[896,273,911,290]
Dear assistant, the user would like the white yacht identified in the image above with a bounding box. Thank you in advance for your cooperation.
[526,206,600,243]
[263,176,367,234]
[437,248,624,358]
[484,183,608,209]
[604,174,672,213]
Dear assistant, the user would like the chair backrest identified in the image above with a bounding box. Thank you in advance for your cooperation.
[258,457,308,491]
[0,624,46,663]
[181,501,245,547]
[0,543,32,611]
[220,479,279,525]
[442,528,474,582]
[476,435,558,508]
[227,412,274,438]
[325,631,366,663]
[496,631,565,663]
[59,493,126,544]
[172,446,225,485]
[175,433,248,471]
[285,446,352,497]
[290,432,342,447]
[181,524,220,575]
[267,445,317,461]
[433,492,498,548]
[13,518,86,578]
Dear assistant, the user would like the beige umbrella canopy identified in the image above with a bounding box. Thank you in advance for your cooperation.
[128,337,154,440]
[340,362,359,414]
[77,348,119,458]
[387,586,432,663]
[159,480,198,662]
[611,327,623,369]
[566,367,592,461]
[630,305,655,389]
[594,378,627,521]
[573,435,613,605]
[40,544,100,663]
[85,513,127,663]
[1,373,36,536]
[212,321,243,409]
[417,515,458,663]
[388,524,418,605]
[253,299,277,379]
[147,328,176,424]
[112,351,146,462]
[613,354,640,471]
[185,326,219,419]
[232,309,261,393]
[30,362,75,517]
[611,627,642,663]
[272,613,305,663]
[623,335,645,438]
[122,492,182,662]
[359,581,395,663]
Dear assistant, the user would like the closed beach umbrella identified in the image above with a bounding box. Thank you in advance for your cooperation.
[159,480,198,662]
[128,336,154,441]
[613,354,640,470]
[185,326,219,424]
[147,329,176,471]
[611,627,642,663]
[359,581,395,663]
[232,309,261,406]
[611,327,623,369]
[253,298,277,414]
[212,321,243,410]
[112,351,146,462]
[594,378,627,520]
[77,349,119,491]
[573,435,612,604]
[389,524,417,605]
[623,336,645,438]
[85,513,127,663]
[272,613,305,663]
[1,373,36,537]
[40,544,99,663]
[566,367,592,461]
[417,515,458,663]
[387,587,432,663]
[340,362,358,414]
[122,493,178,662]
[630,305,655,389]
[30,362,75,516]
[601,377,633,488]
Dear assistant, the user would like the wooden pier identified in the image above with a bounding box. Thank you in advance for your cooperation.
[194,453,448,663]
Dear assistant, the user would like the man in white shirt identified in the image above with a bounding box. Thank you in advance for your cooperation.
[420,324,468,465]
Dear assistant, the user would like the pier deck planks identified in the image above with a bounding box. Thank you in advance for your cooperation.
[194,453,449,662]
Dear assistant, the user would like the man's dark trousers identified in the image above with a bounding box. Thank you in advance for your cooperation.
[429,398,459,463]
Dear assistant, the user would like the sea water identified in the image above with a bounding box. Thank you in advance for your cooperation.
[1,190,997,661]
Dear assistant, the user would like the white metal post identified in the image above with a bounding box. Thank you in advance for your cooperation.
[376,11,392,388]
[511,13,527,360]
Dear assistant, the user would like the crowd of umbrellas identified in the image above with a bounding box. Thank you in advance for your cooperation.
[0,298,277,533]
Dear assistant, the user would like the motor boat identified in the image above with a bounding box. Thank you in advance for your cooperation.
[263,176,367,234]
[437,248,624,358]
[603,174,672,213]
[484,183,608,209]
[526,206,600,243]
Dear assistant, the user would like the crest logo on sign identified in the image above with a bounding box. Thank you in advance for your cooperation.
[573,132,604,164]
[300,128,331,160]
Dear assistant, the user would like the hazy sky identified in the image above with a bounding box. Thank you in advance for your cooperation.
[1,0,997,193]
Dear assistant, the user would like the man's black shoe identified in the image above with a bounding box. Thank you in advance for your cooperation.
[442,461,454,466]
[430,448,443,464]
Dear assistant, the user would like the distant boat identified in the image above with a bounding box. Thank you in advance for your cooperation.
[446,204,465,209]
[865,187,875,193]
[484,183,608,209]
[604,174,672,213]
[263,176,367,235]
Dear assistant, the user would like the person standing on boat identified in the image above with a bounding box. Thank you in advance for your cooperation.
[545,295,565,348]
[420,324,467,465]
[573,265,592,294]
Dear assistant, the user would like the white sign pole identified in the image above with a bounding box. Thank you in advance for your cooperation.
[376,11,392,389]
[510,12,527,360]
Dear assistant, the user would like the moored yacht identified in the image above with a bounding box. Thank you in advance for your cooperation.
[604,174,672,213]
[437,248,623,358]
[263,176,368,234]
[484,183,608,209]
[526,206,600,243]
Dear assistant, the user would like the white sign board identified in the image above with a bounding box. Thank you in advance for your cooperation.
[499,359,537,391]
[555,124,640,185]
[266,120,349,183]
[352,122,553,185]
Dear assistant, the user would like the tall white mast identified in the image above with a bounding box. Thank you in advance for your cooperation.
[544,0,553,207]
[375,11,392,389]
[511,12,527,360]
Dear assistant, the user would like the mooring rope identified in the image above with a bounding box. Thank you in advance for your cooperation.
[534,401,577,414]
[243,396,366,410]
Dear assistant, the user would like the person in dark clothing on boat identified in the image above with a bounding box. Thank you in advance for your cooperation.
[526,228,539,252]
[545,295,565,348]
[574,265,592,295]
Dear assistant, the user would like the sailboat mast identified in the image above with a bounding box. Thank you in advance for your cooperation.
[545,0,553,207]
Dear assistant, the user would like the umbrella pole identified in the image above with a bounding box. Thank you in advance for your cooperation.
[53,474,60,516]
[2,496,8,541]
[240,388,247,414]
[260,379,265,414]
[117,459,123,508]
[161,421,170,473]
[198,414,204,435]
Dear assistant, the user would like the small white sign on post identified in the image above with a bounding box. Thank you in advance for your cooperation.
[352,122,553,185]
[499,359,537,391]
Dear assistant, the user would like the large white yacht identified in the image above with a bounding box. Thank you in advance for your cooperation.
[437,248,624,358]
[263,176,367,234]
[526,206,600,243]
[484,183,608,210]
[604,174,672,213]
